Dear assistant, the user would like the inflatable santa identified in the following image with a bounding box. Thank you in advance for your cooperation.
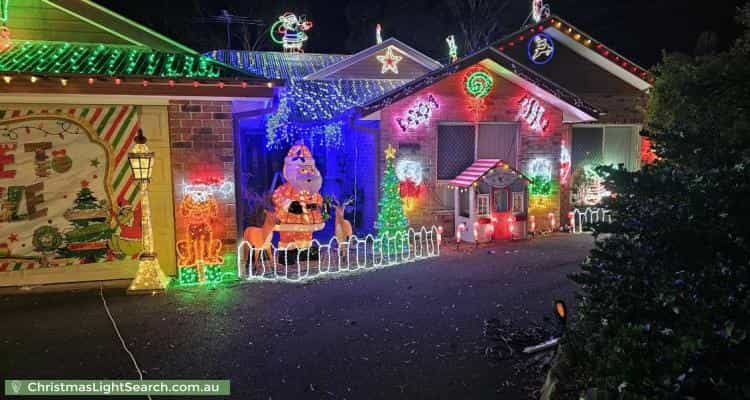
[272,143,325,248]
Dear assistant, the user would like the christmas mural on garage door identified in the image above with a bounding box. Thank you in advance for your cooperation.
[0,106,143,272]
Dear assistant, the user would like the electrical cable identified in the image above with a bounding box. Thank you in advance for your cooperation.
[100,285,151,400]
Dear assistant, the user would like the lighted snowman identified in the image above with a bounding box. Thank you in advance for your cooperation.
[272,143,325,248]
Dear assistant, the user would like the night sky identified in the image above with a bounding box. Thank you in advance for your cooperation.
[96,0,746,68]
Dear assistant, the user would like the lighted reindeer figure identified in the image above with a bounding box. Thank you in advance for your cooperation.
[242,193,278,271]
[331,195,354,247]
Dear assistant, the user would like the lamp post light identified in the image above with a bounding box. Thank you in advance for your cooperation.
[127,129,169,294]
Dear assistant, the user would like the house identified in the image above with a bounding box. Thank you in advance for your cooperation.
[213,14,653,244]
[0,0,275,287]
[210,38,442,237]
[350,15,653,240]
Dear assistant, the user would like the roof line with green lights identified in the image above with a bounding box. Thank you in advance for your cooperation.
[0,40,268,81]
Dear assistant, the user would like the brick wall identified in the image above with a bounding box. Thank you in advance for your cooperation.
[377,66,567,231]
[168,100,237,254]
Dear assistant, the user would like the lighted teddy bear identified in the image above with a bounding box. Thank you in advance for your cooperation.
[272,143,324,249]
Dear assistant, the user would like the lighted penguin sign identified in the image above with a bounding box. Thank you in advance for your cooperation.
[528,32,555,65]
[396,94,439,132]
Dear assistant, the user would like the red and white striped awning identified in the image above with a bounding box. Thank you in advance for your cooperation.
[448,159,529,188]
[449,159,503,188]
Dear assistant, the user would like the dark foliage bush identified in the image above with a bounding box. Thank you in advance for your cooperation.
[561,5,750,399]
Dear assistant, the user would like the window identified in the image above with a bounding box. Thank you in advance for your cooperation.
[477,123,520,167]
[437,124,475,180]
[571,127,603,170]
[477,194,490,216]
[572,125,640,171]
[512,192,524,213]
[494,189,509,212]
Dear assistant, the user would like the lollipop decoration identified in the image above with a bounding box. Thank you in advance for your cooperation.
[270,12,313,53]
[463,68,494,119]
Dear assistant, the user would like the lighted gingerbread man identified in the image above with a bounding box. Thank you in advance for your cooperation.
[176,187,223,281]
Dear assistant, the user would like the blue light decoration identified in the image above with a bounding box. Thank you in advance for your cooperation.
[265,78,407,149]
[527,32,555,65]
[208,50,413,149]
[210,50,346,80]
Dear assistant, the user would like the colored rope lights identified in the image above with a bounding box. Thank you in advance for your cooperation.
[528,32,554,64]
[0,41,242,79]
[395,94,439,132]
[270,12,313,53]
[464,68,494,98]
[517,95,549,132]
[446,35,458,63]
[377,46,403,74]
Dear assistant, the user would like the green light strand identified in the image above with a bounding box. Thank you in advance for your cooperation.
[1,0,9,25]
[465,70,494,99]
[0,41,230,78]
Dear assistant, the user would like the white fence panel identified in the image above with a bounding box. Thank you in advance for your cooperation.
[571,208,612,234]
[237,226,442,282]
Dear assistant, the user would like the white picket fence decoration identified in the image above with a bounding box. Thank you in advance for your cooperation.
[571,208,612,234]
[237,226,442,282]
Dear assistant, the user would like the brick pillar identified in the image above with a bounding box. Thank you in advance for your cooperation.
[168,100,237,259]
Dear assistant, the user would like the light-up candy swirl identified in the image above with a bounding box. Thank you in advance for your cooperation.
[464,68,494,118]
[464,69,494,99]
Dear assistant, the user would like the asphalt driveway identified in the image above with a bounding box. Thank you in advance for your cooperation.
[0,234,594,399]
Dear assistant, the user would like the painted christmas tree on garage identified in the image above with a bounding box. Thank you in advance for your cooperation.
[376,145,409,241]
[59,181,114,263]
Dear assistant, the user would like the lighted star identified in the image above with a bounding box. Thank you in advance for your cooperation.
[384,144,397,160]
[81,180,89,188]
[90,158,100,167]
[377,46,402,74]
[8,233,19,243]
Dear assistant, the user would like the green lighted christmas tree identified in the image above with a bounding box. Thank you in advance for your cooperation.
[375,144,409,240]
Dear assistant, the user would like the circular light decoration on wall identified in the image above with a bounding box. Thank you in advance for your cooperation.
[464,68,494,99]
[528,32,555,65]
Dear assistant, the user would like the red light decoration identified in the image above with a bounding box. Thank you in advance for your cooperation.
[560,139,571,185]
[217,81,225,89]
[168,79,175,87]
[517,95,549,132]
[114,78,122,85]
[641,137,657,164]
[141,79,149,87]
[192,81,200,88]
[463,67,494,121]
[87,77,94,85]
[241,81,248,88]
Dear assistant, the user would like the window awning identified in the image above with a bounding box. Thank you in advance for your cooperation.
[448,159,530,188]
